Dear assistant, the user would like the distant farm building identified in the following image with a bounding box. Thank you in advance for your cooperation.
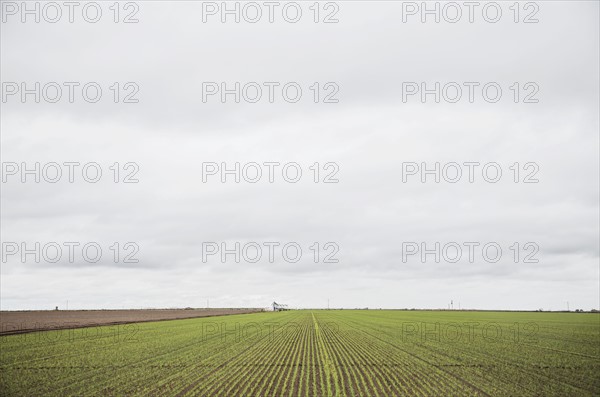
[272,302,289,312]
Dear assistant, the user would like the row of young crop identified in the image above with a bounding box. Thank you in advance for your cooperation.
[331,311,539,395]
[1,310,597,396]
[198,311,323,396]
[322,310,600,397]
[1,322,146,395]
[131,311,301,396]
[337,311,511,396]
[188,311,307,395]
[88,310,308,396]
[312,311,484,396]
[0,312,279,396]
[420,312,599,395]
[76,317,243,395]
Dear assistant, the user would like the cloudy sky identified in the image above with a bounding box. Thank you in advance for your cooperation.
[1,1,598,311]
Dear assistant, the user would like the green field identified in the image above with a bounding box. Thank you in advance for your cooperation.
[1,310,599,396]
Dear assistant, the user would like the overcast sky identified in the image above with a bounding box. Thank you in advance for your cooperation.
[1,1,598,311]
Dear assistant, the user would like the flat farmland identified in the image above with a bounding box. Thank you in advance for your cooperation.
[0,310,598,396]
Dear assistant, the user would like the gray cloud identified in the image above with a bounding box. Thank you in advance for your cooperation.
[1,1,598,311]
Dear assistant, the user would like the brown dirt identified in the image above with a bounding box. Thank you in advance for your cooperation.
[0,308,263,335]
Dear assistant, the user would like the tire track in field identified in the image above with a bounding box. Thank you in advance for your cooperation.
[519,342,600,360]
[317,313,460,396]
[316,314,401,396]
[320,323,407,396]
[312,312,339,397]
[320,322,363,396]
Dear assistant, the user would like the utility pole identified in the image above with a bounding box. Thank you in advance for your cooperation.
[451,300,453,310]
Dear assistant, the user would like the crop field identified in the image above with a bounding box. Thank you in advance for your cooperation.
[0,310,598,396]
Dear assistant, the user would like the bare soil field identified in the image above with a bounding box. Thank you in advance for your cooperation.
[0,308,262,335]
